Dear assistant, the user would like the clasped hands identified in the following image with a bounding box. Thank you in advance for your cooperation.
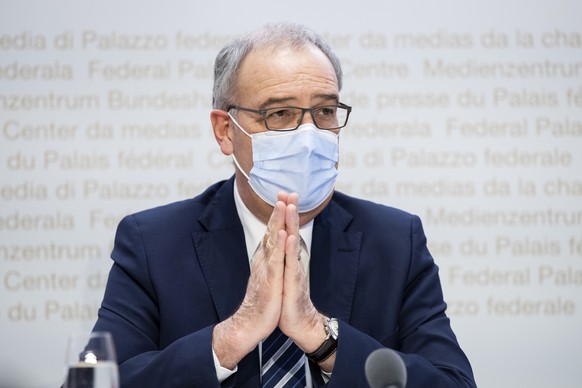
[212,192,330,371]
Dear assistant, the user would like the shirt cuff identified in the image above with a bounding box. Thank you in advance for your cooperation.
[321,369,332,382]
[212,348,237,383]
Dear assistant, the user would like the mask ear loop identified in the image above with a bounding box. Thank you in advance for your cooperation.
[227,113,252,180]
[228,112,252,138]
[231,154,250,180]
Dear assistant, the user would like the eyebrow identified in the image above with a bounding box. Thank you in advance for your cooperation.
[258,93,339,109]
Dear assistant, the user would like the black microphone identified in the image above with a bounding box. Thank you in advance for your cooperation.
[365,348,407,388]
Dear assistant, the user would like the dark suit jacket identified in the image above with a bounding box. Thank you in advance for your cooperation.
[93,177,476,387]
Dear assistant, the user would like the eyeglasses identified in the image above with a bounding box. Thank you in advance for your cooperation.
[228,102,352,131]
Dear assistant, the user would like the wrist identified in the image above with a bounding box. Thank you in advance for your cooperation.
[306,317,338,364]
[213,315,260,369]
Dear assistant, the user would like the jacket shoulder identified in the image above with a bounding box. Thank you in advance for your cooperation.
[331,191,417,227]
[123,179,232,232]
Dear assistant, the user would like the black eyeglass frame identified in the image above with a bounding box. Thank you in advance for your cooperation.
[227,102,352,131]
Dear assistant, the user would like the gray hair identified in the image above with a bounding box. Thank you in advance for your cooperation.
[212,23,343,110]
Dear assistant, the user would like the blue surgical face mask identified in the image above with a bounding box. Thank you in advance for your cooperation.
[229,113,339,213]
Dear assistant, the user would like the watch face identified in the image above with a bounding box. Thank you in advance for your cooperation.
[328,318,339,338]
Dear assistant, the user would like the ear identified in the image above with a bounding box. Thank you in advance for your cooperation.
[210,109,234,155]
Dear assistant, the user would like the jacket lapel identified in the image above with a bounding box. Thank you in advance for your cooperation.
[192,178,250,322]
[310,198,362,324]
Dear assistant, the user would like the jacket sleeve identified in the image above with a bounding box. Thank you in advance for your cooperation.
[92,214,222,388]
[325,215,476,388]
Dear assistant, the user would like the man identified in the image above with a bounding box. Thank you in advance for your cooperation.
[92,23,476,387]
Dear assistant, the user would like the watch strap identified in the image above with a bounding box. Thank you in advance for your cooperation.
[306,318,338,363]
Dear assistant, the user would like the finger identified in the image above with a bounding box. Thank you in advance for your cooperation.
[261,200,286,255]
[285,234,302,269]
[287,192,299,208]
[262,229,287,285]
[280,232,314,341]
[277,191,289,204]
[271,229,287,270]
[285,201,300,245]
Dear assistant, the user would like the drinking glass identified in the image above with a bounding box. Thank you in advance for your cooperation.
[62,331,119,388]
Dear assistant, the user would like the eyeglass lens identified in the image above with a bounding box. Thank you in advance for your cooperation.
[265,106,348,130]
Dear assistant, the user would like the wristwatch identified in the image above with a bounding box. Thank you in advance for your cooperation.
[306,317,338,363]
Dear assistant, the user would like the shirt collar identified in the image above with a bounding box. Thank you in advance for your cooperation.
[233,180,313,261]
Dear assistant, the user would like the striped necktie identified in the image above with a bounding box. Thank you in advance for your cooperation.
[261,327,306,388]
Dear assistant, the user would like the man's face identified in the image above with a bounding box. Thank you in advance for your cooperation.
[225,44,340,225]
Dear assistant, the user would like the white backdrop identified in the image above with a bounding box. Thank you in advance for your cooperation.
[1,1,581,387]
